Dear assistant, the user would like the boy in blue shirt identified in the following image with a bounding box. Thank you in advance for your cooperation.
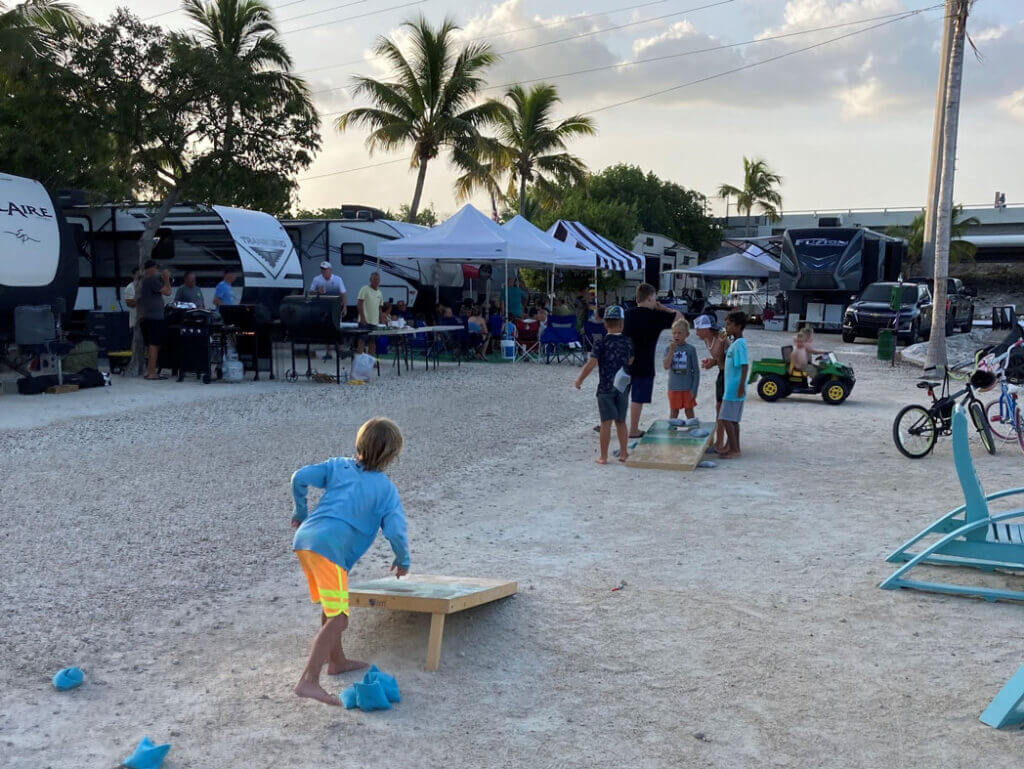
[575,305,634,464]
[719,311,749,459]
[290,418,410,706]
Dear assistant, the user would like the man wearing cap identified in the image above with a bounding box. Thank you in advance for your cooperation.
[310,261,347,307]
[623,283,682,438]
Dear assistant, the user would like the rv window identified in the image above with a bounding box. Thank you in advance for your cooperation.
[645,237,654,246]
[340,242,365,267]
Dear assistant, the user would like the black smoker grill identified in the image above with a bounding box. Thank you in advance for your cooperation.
[218,304,276,381]
[278,295,368,383]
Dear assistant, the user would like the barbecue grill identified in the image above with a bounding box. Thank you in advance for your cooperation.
[278,295,367,383]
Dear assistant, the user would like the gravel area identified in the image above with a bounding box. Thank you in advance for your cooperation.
[2,330,1024,768]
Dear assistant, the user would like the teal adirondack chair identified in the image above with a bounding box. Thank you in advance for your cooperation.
[880,404,1024,602]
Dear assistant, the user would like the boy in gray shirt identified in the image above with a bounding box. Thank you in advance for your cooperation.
[663,317,700,425]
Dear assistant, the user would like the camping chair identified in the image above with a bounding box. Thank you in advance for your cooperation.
[513,318,540,363]
[540,314,585,364]
[12,304,73,384]
[880,404,1024,602]
[583,320,606,352]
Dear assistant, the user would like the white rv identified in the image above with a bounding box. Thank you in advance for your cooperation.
[64,201,303,316]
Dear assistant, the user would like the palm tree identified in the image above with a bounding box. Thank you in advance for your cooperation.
[485,83,596,216]
[452,135,509,220]
[717,157,783,236]
[181,0,314,158]
[337,15,499,222]
[0,0,85,83]
[887,204,980,272]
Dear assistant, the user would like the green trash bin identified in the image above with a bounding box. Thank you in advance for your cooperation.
[877,329,894,361]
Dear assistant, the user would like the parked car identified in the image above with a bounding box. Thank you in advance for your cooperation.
[907,276,976,335]
[842,281,933,345]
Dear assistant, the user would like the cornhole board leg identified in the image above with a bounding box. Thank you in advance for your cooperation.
[425,613,445,672]
[980,665,1024,728]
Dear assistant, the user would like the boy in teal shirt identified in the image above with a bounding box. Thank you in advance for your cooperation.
[719,311,749,459]
[290,418,409,706]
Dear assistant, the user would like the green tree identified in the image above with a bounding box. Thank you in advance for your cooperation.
[717,157,783,236]
[0,0,85,84]
[486,84,595,215]
[336,15,499,222]
[887,204,980,274]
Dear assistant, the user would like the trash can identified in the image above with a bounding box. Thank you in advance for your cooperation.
[878,329,894,361]
[501,339,515,361]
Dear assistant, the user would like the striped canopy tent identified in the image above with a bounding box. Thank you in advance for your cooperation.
[545,220,645,271]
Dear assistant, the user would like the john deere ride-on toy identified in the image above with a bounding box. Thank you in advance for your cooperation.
[747,347,855,405]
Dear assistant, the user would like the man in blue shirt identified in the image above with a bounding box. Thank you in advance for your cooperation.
[502,277,525,319]
[214,270,236,310]
[719,311,749,459]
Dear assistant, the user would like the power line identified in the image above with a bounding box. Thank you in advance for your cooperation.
[299,6,934,183]
[277,0,368,25]
[484,6,931,92]
[280,0,431,36]
[143,0,309,22]
[310,0,734,96]
[299,0,681,76]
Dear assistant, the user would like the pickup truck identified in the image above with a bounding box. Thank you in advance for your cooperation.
[842,281,933,345]
[907,276,976,335]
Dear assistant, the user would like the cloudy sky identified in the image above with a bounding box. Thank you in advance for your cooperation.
[77,1,1024,218]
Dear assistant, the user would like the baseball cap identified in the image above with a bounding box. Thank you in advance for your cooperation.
[319,261,331,270]
[694,314,715,330]
[604,305,625,320]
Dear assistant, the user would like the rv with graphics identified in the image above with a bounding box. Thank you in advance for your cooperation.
[0,172,79,335]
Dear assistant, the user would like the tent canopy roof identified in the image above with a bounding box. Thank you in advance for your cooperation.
[502,215,596,268]
[546,220,644,271]
[675,251,778,279]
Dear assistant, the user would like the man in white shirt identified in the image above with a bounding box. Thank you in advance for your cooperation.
[357,271,384,354]
[122,267,140,335]
[310,261,347,308]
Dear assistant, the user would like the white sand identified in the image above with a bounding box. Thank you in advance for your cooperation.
[2,330,1024,768]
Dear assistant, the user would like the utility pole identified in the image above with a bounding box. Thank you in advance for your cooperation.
[921,2,955,277]
[925,0,972,372]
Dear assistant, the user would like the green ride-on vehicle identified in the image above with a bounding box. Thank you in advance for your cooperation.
[747,347,856,405]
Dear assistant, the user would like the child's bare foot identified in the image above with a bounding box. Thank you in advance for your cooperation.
[294,679,341,706]
[595,457,608,465]
[327,658,368,675]
[617,452,629,463]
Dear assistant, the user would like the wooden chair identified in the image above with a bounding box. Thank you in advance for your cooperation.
[880,404,1024,602]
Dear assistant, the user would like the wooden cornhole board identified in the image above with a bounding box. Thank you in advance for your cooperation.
[348,575,517,671]
[625,419,710,471]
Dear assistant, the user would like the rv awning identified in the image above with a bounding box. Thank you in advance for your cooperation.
[378,204,556,265]
[677,251,777,279]
[546,220,645,271]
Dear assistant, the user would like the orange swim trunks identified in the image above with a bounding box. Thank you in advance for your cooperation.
[295,550,349,617]
[668,390,697,410]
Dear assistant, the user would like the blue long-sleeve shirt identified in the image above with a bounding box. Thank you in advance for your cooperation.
[290,457,410,571]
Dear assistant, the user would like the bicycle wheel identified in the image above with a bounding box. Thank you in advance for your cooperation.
[893,405,937,458]
[985,397,1017,442]
[969,400,997,455]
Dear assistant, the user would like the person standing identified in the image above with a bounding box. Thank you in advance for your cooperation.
[718,311,749,459]
[310,261,347,306]
[695,314,728,454]
[623,283,682,438]
[357,271,384,355]
[502,276,525,319]
[214,270,237,310]
[122,267,140,339]
[138,260,172,380]
[173,270,205,308]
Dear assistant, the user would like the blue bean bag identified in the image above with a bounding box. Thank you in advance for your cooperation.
[363,665,401,703]
[52,667,84,691]
[339,665,401,711]
[122,736,171,769]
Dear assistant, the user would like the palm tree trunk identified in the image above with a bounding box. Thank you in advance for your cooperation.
[920,2,955,276]
[519,173,527,216]
[925,0,969,371]
[408,159,429,222]
[745,209,751,237]
[128,186,180,376]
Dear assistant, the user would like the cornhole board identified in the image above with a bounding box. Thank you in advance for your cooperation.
[980,665,1024,728]
[625,419,710,471]
[348,575,517,671]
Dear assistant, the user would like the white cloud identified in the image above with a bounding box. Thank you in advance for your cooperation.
[973,25,1007,43]
[999,89,1024,121]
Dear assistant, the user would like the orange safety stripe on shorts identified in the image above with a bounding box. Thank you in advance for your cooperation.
[295,550,350,617]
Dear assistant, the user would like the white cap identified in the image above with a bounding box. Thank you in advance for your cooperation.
[694,315,714,330]
[319,261,331,270]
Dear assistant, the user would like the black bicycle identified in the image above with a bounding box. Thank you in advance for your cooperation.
[892,369,997,458]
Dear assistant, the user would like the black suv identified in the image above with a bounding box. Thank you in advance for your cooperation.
[907,276,976,335]
[842,282,933,345]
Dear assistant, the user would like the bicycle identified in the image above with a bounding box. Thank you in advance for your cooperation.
[892,368,997,458]
[985,378,1024,449]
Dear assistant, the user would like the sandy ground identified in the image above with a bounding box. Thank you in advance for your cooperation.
[2,330,1024,768]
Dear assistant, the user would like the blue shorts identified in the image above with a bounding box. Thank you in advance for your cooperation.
[630,376,654,404]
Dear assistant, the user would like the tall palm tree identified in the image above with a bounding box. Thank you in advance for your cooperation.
[0,0,85,83]
[336,15,499,222]
[452,135,509,220]
[887,204,980,272]
[181,0,314,159]
[717,157,783,236]
[484,83,596,216]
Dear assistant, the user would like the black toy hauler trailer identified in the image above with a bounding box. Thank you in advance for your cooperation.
[779,227,906,329]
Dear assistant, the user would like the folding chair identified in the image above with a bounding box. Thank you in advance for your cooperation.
[540,314,585,364]
[583,320,606,352]
[513,318,540,363]
[880,404,1024,602]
